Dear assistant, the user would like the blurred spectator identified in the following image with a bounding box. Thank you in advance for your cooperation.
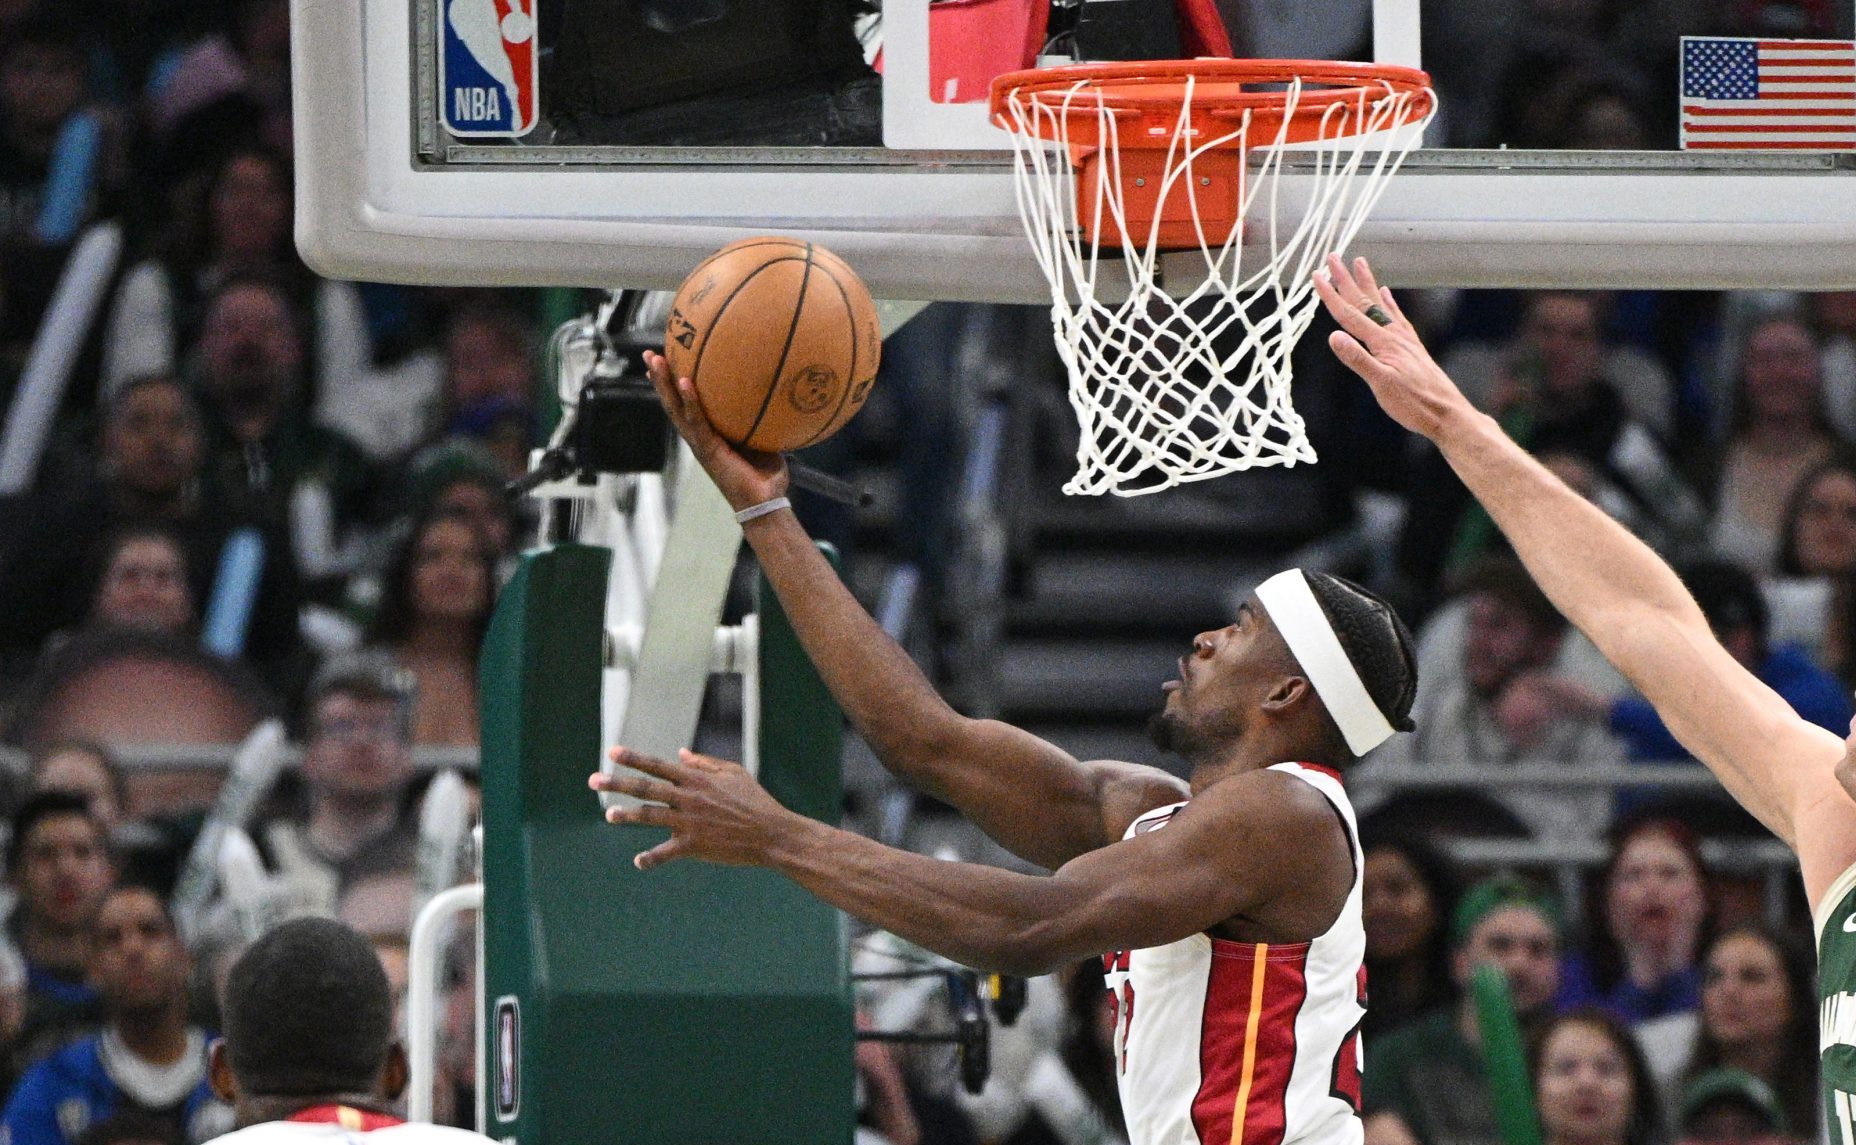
[257,653,417,914]
[402,443,522,568]
[2,885,227,1145]
[0,375,306,700]
[1672,1069,1793,1145]
[1559,817,1711,1024]
[1601,560,1849,763]
[188,275,377,587]
[1770,453,1856,681]
[1706,314,1842,573]
[1371,559,1625,840]
[434,302,537,481]
[29,740,126,828]
[362,509,494,748]
[8,793,114,1073]
[1405,293,1700,598]
[7,629,277,760]
[855,1010,923,1145]
[1363,878,1563,1145]
[1530,1010,1661,1145]
[83,526,198,639]
[101,147,442,465]
[1635,923,1817,1139]
[1361,828,1461,1039]
[1812,291,1856,440]
[0,7,128,371]
[1489,0,1635,148]
[148,0,291,183]
[0,939,30,1103]
[1552,72,1652,151]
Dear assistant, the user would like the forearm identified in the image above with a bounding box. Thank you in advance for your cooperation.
[741,510,965,783]
[1432,408,1706,664]
[767,816,1086,976]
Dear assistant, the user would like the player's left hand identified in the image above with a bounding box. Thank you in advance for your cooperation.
[589,746,799,871]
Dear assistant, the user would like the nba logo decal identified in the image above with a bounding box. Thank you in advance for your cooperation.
[440,0,539,137]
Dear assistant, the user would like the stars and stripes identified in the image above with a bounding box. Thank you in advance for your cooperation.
[1681,37,1856,150]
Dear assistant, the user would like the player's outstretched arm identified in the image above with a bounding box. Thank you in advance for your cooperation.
[592,749,1336,976]
[644,352,1186,870]
[1313,257,1856,893]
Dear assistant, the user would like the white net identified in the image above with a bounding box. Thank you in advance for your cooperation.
[997,69,1434,496]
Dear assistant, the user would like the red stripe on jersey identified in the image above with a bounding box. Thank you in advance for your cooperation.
[1191,941,1311,1145]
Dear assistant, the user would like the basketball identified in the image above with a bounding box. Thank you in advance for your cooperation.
[663,236,882,454]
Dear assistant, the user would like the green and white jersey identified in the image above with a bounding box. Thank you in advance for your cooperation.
[1818,859,1856,1144]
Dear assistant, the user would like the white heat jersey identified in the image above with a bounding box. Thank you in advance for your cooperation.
[1103,762,1366,1145]
[212,1118,498,1145]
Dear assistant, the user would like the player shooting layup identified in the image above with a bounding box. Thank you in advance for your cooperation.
[588,351,1422,1145]
[1312,253,1856,1141]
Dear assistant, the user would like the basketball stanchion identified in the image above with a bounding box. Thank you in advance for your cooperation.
[990,60,1435,496]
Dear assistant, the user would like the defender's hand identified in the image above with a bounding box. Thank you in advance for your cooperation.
[1312,254,1477,442]
[644,350,789,511]
[590,746,804,871]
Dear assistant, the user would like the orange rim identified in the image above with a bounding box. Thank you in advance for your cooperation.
[988,59,1434,149]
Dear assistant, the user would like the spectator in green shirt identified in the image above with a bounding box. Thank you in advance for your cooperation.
[1364,877,1564,1145]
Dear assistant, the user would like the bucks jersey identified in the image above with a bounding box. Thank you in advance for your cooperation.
[1817,860,1856,1144]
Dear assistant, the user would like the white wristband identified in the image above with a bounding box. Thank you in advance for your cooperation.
[734,496,791,525]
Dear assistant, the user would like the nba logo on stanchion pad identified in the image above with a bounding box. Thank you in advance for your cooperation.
[440,0,538,137]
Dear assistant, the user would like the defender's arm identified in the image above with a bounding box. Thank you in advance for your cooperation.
[1314,257,1856,902]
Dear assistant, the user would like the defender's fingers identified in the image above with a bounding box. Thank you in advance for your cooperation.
[604,802,677,829]
[608,745,685,783]
[1323,253,1366,302]
[1314,268,1390,345]
[587,771,679,805]
[1351,256,1384,302]
[1327,330,1397,386]
[1378,286,1410,325]
[634,837,691,871]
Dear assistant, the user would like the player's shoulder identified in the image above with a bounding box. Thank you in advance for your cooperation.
[1088,758,1190,841]
[215,1124,500,1145]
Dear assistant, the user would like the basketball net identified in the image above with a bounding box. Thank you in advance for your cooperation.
[994,67,1435,496]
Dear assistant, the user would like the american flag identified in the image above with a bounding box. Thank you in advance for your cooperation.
[1681,37,1856,150]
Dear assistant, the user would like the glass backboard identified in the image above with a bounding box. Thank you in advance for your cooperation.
[294,0,1856,297]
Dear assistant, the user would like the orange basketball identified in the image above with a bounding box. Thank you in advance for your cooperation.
[663,237,881,453]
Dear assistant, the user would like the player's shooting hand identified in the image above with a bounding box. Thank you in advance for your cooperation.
[589,745,803,871]
[1313,254,1475,442]
[643,349,789,510]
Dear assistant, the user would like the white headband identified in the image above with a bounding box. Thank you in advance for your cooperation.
[1253,568,1397,756]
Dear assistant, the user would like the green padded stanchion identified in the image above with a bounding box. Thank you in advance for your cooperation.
[479,543,853,1144]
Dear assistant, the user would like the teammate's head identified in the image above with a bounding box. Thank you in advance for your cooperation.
[210,918,405,1116]
[1150,569,1416,768]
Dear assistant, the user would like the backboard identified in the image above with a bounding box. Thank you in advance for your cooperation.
[294,0,1856,298]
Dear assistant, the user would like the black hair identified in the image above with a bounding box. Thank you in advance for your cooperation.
[1680,559,1769,652]
[1684,920,1820,1137]
[222,918,394,1097]
[7,790,107,873]
[362,506,499,654]
[1303,572,1419,761]
[1776,449,1856,576]
[1357,825,1462,1036]
[1530,1008,1661,1145]
[80,521,196,628]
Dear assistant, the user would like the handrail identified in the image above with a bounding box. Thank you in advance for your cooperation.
[407,882,482,1125]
